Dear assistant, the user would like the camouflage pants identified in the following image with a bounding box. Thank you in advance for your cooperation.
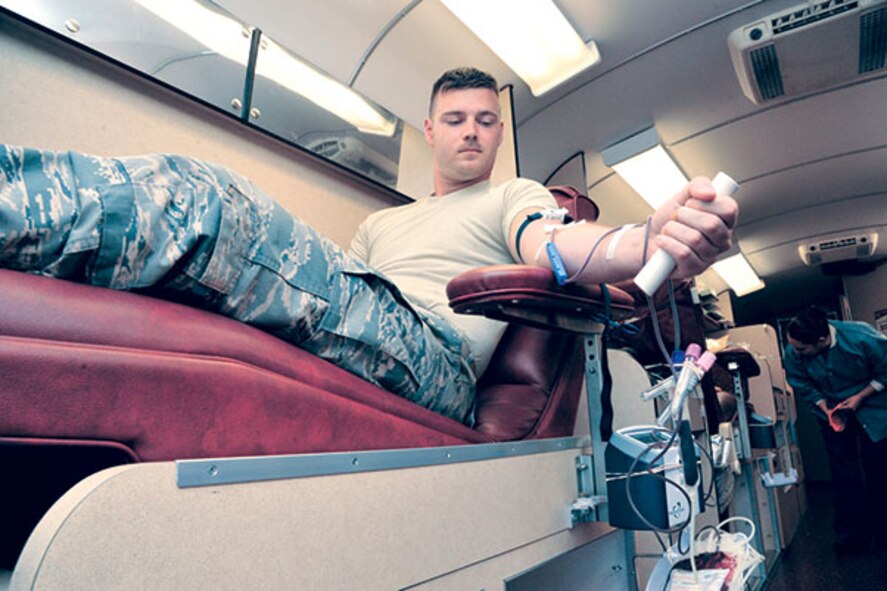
[0,146,476,424]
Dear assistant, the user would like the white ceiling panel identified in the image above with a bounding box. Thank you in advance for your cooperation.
[20,0,879,293]
[215,0,411,82]
[345,0,513,129]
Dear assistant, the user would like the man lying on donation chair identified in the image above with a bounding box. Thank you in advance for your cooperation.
[0,67,738,426]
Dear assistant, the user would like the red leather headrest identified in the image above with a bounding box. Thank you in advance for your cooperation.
[548,185,600,222]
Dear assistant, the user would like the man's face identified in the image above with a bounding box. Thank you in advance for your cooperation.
[424,87,504,191]
[787,335,829,358]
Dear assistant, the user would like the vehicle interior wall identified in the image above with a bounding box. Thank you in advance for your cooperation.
[844,264,887,328]
[0,15,395,250]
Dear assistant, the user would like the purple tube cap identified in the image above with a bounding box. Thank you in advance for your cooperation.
[697,351,717,372]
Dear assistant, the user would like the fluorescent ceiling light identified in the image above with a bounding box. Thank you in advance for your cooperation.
[134,0,396,136]
[440,0,600,96]
[257,37,396,136]
[712,253,766,297]
[601,127,688,209]
[611,145,689,209]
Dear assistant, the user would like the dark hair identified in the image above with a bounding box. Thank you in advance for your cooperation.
[787,305,830,344]
[429,67,499,116]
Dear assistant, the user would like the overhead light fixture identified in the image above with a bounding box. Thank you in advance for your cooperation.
[712,252,766,297]
[133,0,396,136]
[257,37,396,136]
[440,0,600,96]
[601,127,688,209]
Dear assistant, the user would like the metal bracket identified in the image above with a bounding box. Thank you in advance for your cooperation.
[575,454,594,496]
[570,495,608,527]
[729,362,753,461]
[571,454,607,526]
[757,452,799,488]
[583,334,611,523]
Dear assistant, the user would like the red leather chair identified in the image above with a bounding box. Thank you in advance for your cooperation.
[0,186,636,566]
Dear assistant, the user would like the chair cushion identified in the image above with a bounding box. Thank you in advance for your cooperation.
[474,325,584,440]
[0,269,488,462]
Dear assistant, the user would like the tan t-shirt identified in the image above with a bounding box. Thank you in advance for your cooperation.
[349,178,557,377]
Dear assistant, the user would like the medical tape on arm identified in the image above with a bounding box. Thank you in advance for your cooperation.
[605,224,635,260]
[565,223,633,284]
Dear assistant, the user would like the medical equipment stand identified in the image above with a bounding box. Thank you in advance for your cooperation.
[726,360,782,590]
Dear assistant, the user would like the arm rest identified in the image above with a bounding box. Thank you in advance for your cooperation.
[446,264,636,333]
[446,264,637,441]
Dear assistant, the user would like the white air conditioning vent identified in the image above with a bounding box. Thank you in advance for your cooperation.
[728,0,887,104]
[306,135,397,186]
[798,232,879,265]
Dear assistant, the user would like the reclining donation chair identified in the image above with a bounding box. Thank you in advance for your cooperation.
[0,186,636,567]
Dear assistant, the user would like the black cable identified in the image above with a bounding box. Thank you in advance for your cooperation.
[641,215,682,373]
[652,530,668,553]
[695,524,722,546]
[625,467,693,535]
[696,438,717,507]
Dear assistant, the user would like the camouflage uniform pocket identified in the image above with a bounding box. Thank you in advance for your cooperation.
[193,183,257,294]
[318,269,422,384]
[308,269,476,422]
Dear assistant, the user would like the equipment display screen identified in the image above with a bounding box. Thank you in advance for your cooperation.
[631,432,661,444]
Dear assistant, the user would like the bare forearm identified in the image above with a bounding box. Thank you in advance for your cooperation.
[517,219,651,284]
[857,383,879,401]
[848,383,879,407]
[510,176,738,285]
[550,223,650,284]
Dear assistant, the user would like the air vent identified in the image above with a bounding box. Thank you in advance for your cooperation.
[798,232,879,265]
[305,135,397,186]
[771,0,859,35]
[859,6,887,72]
[819,236,862,250]
[728,0,887,104]
[750,45,785,99]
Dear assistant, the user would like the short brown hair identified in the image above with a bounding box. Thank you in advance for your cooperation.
[429,67,498,116]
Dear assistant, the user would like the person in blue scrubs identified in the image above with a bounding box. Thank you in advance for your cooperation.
[784,305,887,555]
